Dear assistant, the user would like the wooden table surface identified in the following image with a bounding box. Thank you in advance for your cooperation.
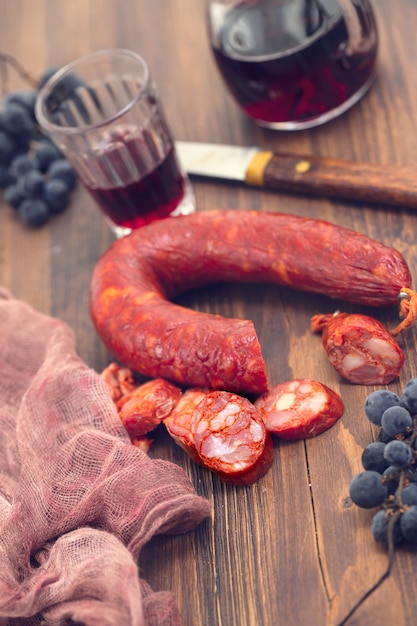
[1,1,417,625]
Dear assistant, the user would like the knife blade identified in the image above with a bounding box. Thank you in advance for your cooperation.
[176,141,417,209]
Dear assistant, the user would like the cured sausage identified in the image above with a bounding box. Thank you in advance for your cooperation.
[189,391,273,485]
[115,377,182,438]
[101,362,137,402]
[163,388,210,464]
[255,379,344,439]
[311,312,405,385]
[101,364,182,440]
[90,210,412,394]
[164,389,273,484]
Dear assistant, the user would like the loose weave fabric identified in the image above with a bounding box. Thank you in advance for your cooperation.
[0,288,211,625]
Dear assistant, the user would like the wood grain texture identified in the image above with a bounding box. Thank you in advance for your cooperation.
[261,153,417,208]
[1,1,417,625]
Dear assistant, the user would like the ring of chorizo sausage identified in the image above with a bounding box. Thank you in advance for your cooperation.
[89,210,411,394]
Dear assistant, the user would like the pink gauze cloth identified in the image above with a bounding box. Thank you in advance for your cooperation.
[0,287,211,626]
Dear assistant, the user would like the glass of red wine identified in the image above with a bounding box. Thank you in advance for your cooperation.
[35,49,195,238]
[206,0,378,130]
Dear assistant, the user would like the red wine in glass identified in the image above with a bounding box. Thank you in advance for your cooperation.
[85,145,186,231]
[82,127,189,233]
[36,50,196,238]
[208,0,378,129]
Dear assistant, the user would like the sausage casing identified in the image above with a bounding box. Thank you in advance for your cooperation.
[190,391,273,485]
[255,379,344,440]
[116,378,182,437]
[163,388,209,464]
[90,210,411,393]
[312,312,405,385]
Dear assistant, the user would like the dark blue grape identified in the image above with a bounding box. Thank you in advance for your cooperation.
[37,67,59,89]
[17,170,45,198]
[0,130,18,165]
[13,133,32,154]
[38,135,63,157]
[42,72,85,116]
[55,95,91,126]
[401,378,417,415]
[400,506,417,543]
[383,440,413,468]
[349,471,388,508]
[44,179,70,213]
[382,465,402,494]
[9,154,37,177]
[47,159,76,189]
[381,405,413,438]
[382,465,414,491]
[361,442,389,473]
[397,482,417,506]
[1,76,76,227]
[1,103,34,139]
[371,509,404,545]
[0,165,14,189]
[364,390,401,426]
[35,141,61,172]
[4,184,24,209]
[18,198,50,227]
[378,429,394,443]
[38,134,55,145]
[5,91,38,121]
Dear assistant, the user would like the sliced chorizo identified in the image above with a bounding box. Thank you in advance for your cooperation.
[115,378,182,438]
[90,210,412,394]
[190,391,273,485]
[255,379,344,440]
[311,312,405,385]
[163,388,209,464]
[101,362,137,402]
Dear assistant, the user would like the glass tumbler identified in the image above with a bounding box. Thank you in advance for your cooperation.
[35,48,195,238]
[206,0,378,130]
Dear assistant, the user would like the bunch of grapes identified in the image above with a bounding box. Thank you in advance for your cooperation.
[0,62,77,228]
[349,378,417,547]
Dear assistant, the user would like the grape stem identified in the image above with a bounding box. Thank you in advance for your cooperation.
[0,52,38,95]
[335,424,416,626]
[334,509,401,626]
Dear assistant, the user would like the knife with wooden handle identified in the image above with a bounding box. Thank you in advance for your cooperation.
[176,141,417,209]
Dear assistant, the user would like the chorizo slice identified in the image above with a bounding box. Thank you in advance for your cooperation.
[90,210,412,394]
[311,312,405,385]
[190,391,273,485]
[163,388,209,464]
[101,362,137,402]
[255,379,344,440]
[116,378,182,438]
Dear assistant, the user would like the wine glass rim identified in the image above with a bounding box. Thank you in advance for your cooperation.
[35,48,151,135]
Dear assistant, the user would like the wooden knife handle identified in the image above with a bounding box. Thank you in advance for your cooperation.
[246,151,417,209]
